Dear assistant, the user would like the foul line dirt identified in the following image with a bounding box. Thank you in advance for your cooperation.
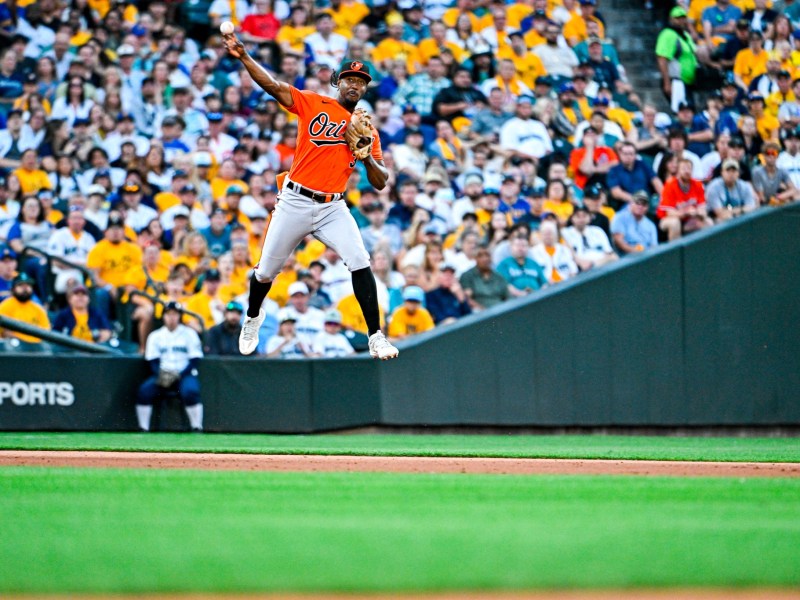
[1,450,798,477]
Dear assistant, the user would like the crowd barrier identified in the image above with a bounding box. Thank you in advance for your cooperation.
[2,204,799,432]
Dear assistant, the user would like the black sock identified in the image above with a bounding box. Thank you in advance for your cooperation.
[246,273,272,318]
[351,267,381,335]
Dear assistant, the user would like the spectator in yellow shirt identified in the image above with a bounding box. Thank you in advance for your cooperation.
[0,273,50,343]
[387,285,435,340]
[745,93,780,141]
[418,21,469,67]
[276,5,315,57]
[372,13,419,73]
[13,149,53,196]
[183,268,224,332]
[324,0,369,39]
[765,69,795,117]
[498,30,548,90]
[86,214,143,310]
[563,0,605,47]
[734,31,769,88]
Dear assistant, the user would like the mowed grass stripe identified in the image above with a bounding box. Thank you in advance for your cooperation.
[1,467,799,593]
[0,433,799,462]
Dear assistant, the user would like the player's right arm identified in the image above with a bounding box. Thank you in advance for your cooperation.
[222,33,293,108]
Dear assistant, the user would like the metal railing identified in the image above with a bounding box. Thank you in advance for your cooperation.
[19,245,97,307]
[0,314,121,354]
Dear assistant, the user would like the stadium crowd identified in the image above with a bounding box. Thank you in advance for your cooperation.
[0,0,796,357]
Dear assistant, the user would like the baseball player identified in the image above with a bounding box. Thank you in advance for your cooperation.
[135,301,204,432]
[222,31,399,360]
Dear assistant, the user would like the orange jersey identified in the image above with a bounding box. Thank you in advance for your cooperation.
[286,87,383,193]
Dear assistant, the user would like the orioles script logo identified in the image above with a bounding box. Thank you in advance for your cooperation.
[308,113,348,147]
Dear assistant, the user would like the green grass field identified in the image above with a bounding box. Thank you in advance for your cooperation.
[3,432,799,593]
[1,432,800,462]
[2,467,799,593]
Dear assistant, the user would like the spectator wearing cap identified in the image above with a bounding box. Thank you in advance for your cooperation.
[657,158,713,241]
[0,110,32,170]
[496,30,547,92]
[610,191,658,254]
[480,59,533,111]
[86,214,143,312]
[204,300,246,356]
[533,22,579,82]
[561,205,617,270]
[120,184,158,233]
[372,12,418,74]
[563,0,605,47]
[266,308,312,358]
[392,56,452,120]
[752,141,797,204]
[583,36,619,92]
[161,183,211,231]
[777,128,800,186]
[745,93,780,142]
[0,246,18,301]
[710,134,753,180]
[52,284,112,343]
[655,7,698,112]
[705,159,758,221]
[569,126,619,190]
[387,285,435,340]
[459,244,509,310]
[572,19,620,67]
[653,128,704,182]
[183,268,225,332]
[102,113,150,164]
[451,172,486,224]
[767,71,796,119]
[742,0,778,35]
[158,115,191,164]
[606,142,663,210]
[582,183,613,236]
[154,86,209,139]
[391,102,438,147]
[284,280,326,347]
[673,101,714,157]
[424,261,471,325]
[496,235,547,297]
[432,66,487,124]
[46,206,96,294]
[749,51,784,99]
[393,129,429,184]
[734,30,768,89]
[310,308,355,357]
[201,207,232,258]
[499,95,553,161]
[0,273,50,343]
[359,200,403,256]
[531,220,579,283]
[153,170,190,214]
[719,72,747,122]
[136,301,204,432]
[717,18,752,71]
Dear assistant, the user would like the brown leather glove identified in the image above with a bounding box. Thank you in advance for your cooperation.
[345,108,374,160]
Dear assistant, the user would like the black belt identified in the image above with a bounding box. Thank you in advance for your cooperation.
[286,180,343,203]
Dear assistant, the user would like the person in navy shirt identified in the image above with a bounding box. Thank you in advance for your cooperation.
[607,142,663,209]
[424,262,471,324]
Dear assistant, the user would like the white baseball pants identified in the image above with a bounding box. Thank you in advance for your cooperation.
[253,183,371,282]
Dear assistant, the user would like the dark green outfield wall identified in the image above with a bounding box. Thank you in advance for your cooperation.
[1,205,799,431]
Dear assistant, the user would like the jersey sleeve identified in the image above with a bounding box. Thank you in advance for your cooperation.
[286,87,315,117]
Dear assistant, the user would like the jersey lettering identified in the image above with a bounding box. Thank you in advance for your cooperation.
[308,113,348,147]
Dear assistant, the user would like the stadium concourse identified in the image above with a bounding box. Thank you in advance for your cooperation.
[0,0,797,357]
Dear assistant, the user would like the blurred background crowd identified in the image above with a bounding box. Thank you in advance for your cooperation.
[0,0,796,357]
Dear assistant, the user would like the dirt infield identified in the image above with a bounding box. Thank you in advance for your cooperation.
[1,450,799,477]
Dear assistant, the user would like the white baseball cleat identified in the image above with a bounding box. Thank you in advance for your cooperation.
[239,308,265,355]
[368,330,399,360]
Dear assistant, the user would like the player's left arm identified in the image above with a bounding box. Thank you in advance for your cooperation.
[361,130,389,190]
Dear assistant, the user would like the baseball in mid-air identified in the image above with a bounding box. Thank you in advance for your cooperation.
[220,21,235,34]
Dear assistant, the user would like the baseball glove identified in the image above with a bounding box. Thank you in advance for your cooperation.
[156,369,181,388]
[345,108,373,160]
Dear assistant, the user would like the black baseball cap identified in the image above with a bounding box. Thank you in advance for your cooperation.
[12,272,34,287]
[163,301,182,313]
[204,268,221,282]
[337,59,372,83]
